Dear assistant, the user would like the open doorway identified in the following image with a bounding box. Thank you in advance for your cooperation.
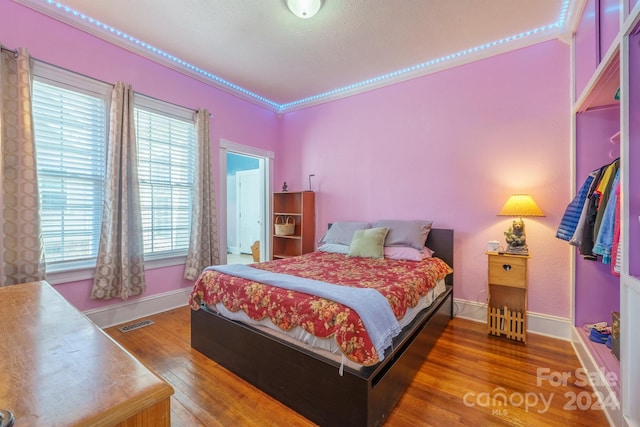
[227,153,261,264]
[219,140,273,265]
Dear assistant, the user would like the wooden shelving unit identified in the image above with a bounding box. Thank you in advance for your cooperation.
[272,191,315,260]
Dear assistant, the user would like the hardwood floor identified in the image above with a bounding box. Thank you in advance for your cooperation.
[105,307,611,426]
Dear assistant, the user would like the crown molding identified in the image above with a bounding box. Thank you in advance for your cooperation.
[13,0,281,112]
[279,27,564,112]
[14,0,578,114]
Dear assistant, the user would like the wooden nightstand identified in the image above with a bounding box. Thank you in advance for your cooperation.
[486,252,529,343]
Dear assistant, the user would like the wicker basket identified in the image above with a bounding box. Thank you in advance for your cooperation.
[274,216,295,236]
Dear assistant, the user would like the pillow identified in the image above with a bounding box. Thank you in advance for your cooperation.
[319,221,371,245]
[348,227,389,258]
[384,246,434,261]
[317,243,350,254]
[373,220,433,250]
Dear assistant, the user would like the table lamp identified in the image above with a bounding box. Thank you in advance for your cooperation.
[497,194,544,255]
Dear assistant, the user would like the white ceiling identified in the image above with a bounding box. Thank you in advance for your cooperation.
[17,0,581,112]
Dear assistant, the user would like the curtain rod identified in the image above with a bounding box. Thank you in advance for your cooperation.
[36,56,208,115]
[1,43,209,116]
[1,45,19,57]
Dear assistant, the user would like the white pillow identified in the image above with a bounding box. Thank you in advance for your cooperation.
[384,246,434,261]
[318,243,350,254]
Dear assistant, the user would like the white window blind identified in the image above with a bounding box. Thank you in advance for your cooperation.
[32,63,197,275]
[32,78,107,268]
[134,99,196,258]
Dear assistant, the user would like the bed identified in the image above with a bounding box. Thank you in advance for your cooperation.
[190,227,454,427]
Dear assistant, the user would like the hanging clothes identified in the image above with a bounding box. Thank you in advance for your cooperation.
[556,157,621,274]
[611,181,622,276]
[577,165,607,256]
[592,159,619,242]
[556,172,595,241]
[593,170,620,264]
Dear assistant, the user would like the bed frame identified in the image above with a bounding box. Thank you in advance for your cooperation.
[191,228,454,427]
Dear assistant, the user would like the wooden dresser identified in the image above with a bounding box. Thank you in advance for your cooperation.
[0,281,173,426]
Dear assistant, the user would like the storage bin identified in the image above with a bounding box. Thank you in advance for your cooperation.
[274,216,295,236]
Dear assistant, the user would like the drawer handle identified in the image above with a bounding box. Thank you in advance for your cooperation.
[503,264,512,271]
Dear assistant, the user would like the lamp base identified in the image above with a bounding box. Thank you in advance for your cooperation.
[0,409,15,427]
[505,245,529,256]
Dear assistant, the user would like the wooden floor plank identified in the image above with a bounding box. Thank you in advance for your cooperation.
[105,307,610,426]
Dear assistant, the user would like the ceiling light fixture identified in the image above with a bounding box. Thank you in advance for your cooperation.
[286,0,323,19]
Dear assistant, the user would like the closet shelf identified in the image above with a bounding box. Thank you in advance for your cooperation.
[575,49,620,113]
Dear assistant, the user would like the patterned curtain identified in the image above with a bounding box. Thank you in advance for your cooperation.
[0,47,45,286]
[91,82,145,300]
[184,109,220,280]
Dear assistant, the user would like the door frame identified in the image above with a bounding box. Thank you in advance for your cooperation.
[219,139,273,264]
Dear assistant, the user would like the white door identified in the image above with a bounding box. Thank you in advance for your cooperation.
[236,169,262,255]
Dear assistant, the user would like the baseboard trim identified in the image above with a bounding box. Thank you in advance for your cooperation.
[84,287,192,329]
[453,298,487,323]
[570,327,621,427]
[85,293,574,339]
[453,298,573,340]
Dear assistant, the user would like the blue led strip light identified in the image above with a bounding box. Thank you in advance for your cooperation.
[558,0,571,25]
[42,0,280,109]
[43,0,569,113]
[279,0,571,112]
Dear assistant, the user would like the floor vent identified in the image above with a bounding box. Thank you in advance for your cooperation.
[118,319,154,333]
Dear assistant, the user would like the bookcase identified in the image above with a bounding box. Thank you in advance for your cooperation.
[272,191,315,260]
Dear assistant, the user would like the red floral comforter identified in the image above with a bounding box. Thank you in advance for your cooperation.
[189,251,452,366]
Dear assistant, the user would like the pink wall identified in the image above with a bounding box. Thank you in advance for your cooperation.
[0,0,280,311]
[3,0,573,319]
[278,40,572,318]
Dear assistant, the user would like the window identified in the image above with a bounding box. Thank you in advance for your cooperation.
[134,97,196,258]
[32,68,109,270]
[32,63,197,275]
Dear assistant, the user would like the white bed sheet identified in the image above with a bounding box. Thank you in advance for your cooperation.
[210,278,447,369]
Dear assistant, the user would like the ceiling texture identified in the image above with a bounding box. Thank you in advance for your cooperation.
[15,0,583,113]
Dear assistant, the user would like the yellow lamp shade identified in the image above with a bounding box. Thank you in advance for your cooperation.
[497,194,544,217]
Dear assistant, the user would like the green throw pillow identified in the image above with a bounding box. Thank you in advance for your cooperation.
[348,227,389,258]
